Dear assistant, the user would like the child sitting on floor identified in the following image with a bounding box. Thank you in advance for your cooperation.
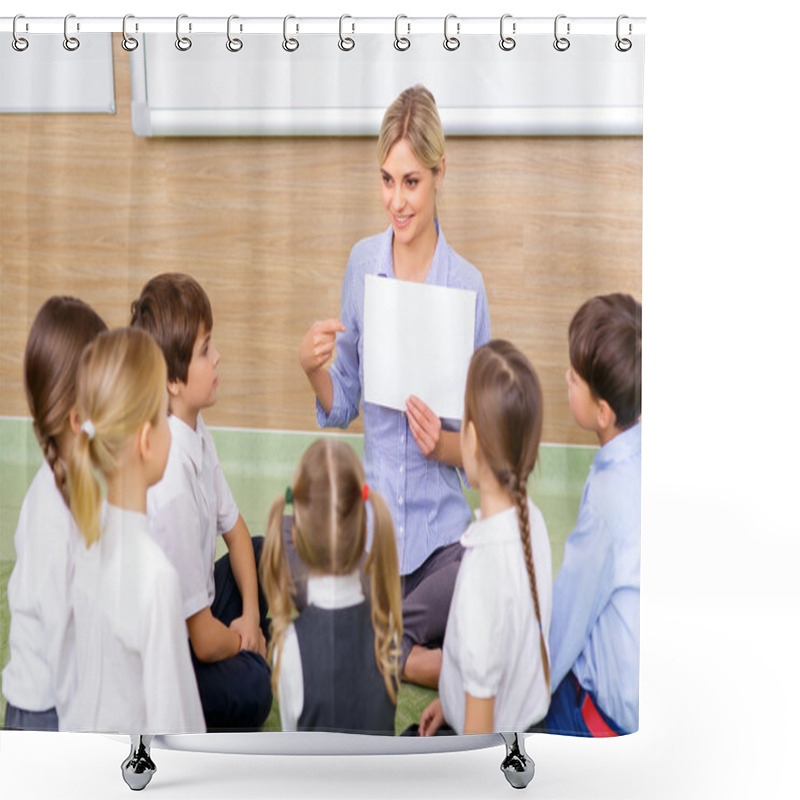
[3,297,106,731]
[261,438,403,734]
[544,293,642,736]
[419,339,553,735]
[131,273,271,731]
[62,327,205,733]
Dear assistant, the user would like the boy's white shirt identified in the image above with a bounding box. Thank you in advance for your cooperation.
[277,571,365,732]
[146,413,239,619]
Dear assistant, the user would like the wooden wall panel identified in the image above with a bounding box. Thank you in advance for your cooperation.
[0,37,641,445]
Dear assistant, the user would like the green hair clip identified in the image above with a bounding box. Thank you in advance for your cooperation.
[285,486,293,505]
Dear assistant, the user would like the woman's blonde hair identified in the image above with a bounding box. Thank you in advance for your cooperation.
[377,85,445,173]
[260,439,403,703]
[463,340,550,691]
[24,296,107,505]
[67,328,167,547]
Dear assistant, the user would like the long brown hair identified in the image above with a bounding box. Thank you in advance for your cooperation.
[24,296,107,504]
[67,328,167,547]
[463,339,550,689]
[259,439,403,703]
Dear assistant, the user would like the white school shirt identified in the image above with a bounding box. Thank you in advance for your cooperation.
[60,503,205,734]
[146,413,239,619]
[277,571,365,732]
[2,461,79,714]
[439,500,553,734]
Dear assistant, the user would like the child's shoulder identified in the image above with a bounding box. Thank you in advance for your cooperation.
[20,461,71,527]
[122,519,181,592]
[580,439,641,542]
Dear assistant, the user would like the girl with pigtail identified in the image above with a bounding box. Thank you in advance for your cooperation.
[59,328,205,734]
[419,340,553,735]
[3,297,106,731]
[260,438,403,734]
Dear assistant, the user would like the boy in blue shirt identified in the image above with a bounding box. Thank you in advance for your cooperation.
[544,293,641,736]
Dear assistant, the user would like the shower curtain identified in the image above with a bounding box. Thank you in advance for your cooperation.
[0,6,644,757]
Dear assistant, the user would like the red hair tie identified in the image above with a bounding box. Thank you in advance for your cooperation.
[362,483,370,502]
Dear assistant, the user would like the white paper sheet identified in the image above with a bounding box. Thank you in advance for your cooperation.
[363,275,476,420]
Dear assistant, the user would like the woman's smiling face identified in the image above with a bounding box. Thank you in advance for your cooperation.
[380,138,442,248]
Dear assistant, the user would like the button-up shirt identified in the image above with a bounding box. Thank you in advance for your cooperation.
[146,413,240,619]
[549,422,641,733]
[317,223,491,575]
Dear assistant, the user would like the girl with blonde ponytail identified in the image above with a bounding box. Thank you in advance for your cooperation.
[3,297,106,732]
[60,328,205,734]
[419,340,553,736]
[259,438,402,734]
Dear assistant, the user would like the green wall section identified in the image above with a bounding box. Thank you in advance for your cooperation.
[1,417,595,573]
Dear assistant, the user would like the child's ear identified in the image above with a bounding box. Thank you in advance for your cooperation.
[463,419,480,464]
[167,379,181,399]
[137,420,153,461]
[596,399,617,435]
[68,406,80,436]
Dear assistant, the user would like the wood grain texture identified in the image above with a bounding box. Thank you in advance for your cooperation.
[1,37,641,445]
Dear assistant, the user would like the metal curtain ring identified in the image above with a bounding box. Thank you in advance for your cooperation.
[615,14,632,52]
[443,14,460,51]
[63,13,80,51]
[338,14,355,51]
[394,14,410,51]
[499,13,516,51]
[553,14,570,52]
[283,15,299,52]
[121,14,139,51]
[12,14,29,52]
[175,14,192,51]
[226,15,243,52]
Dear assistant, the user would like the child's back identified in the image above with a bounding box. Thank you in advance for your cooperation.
[3,462,81,725]
[62,327,205,735]
[262,438,402,735]
[440,497,552,733]
[549,422,640,733]
[419,340,552,736]
[2,296,107,731]
[280,573,395,734]
[64,503,205,733]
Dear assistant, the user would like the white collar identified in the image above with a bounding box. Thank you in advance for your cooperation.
[460,503,525,549]
[168,413,205,473]
[306,571,365,610]
[100,501,150,546]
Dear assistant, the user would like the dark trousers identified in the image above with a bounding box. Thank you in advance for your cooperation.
[400,541,465,669]
[3,702,58,731]
[537,671,625,737]
[191,535,272,731]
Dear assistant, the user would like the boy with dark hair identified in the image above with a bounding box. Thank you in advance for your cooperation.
[544,293,641,737]
[131,273,271,730]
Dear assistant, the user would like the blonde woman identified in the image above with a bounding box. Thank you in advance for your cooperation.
[299,85,491,688]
